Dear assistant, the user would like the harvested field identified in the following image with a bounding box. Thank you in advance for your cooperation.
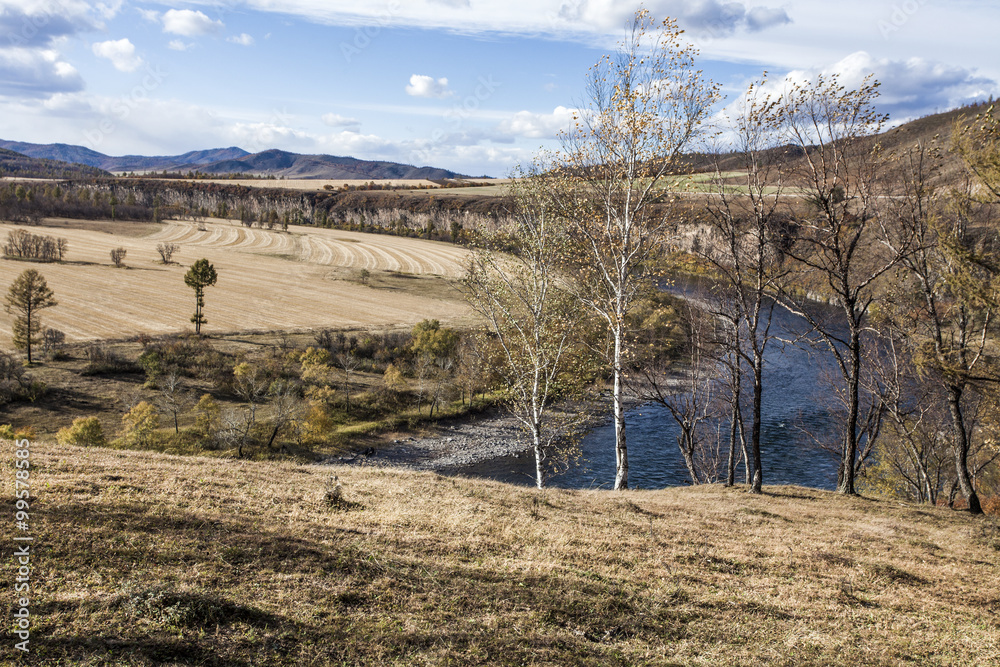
[0,218,474,342]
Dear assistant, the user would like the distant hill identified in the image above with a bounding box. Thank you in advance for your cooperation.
[0,140,469,179]
[0,148,110,179]
[189,149,465,179]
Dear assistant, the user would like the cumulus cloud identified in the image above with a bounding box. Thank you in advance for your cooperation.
[497,106,578,139]
[92,38,143,72]
[321,113,361,128]
[778,52,996,121]
[162,9,224,36]
[0,3,96,48]
[227,33,255,46]
[0,47,83,97]
[405,74,453,98]
[168,39,193,51]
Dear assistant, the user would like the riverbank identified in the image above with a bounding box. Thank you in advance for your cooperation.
[337,395,639,474]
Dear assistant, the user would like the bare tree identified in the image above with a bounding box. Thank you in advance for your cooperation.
[156,242,179,264]
[42,327,65,359]
[700,78,791,493]
[775,73,906,495]
[110,247,127,268]
[336,351,364,415]
[632,301,720,484]
[544,9,719,489]
[156,367,190,434]
[229,362,270,458]
[263,379,303,451]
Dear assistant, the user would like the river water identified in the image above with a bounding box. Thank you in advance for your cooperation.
[452,276,843,490]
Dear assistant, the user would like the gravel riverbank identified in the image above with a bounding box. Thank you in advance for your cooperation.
[324,396,638,473]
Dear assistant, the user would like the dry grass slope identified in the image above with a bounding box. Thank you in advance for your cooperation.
[3,440,998,666]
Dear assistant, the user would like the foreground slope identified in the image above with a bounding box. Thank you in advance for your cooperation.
[3,441,997,666]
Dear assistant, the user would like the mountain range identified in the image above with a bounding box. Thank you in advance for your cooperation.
[0,140,468,180]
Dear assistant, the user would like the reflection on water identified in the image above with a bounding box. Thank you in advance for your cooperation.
[450,277,843,490]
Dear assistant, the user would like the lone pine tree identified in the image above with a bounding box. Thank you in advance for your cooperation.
[184,259,218,335]
[5,268,57,363]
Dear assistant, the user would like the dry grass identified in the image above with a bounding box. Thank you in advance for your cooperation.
[0,218,474,342]
[3,440,998,665]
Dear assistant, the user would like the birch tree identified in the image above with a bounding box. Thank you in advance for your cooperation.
[464,172,585,488]
[546,9,718,489]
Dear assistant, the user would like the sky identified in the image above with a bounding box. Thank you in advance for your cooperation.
[0,0,996,177]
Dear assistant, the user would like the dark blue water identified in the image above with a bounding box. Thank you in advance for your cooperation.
[451,277,843,490]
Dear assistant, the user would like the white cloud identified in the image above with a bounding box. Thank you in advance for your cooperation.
[776,52,996,122]
[744,6,791,32]
[162,9,224,36]
[0,2,97,48]
[227,33,255,46]
[92,38,143,72]
[497,106,578,139]
[168,39,193,51]
[405,74,453,98]
[231,0,790,40]
[0,47,83,97]
[321,113,361,128]
[95,1,124,21]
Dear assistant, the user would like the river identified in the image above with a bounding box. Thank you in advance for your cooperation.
[451,276,844,490]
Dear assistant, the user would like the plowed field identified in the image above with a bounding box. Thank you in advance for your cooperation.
[0,219,473,341]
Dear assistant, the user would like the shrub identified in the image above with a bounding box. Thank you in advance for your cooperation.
[83,345,138,375]
[120,401,159,449]
[110,247,127,267]
[0,352,44,404]
[56,417,107,447]
[193,394,221,447]
[42,328,65,359]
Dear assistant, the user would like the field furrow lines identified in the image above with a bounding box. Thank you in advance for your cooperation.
[0,219,472,341]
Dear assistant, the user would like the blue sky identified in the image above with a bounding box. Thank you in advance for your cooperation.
[0,1,996,176]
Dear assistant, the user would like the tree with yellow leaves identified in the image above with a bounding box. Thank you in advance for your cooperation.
[543,10,718,489]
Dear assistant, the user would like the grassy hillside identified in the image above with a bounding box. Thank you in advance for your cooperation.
[3,441,997,665]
